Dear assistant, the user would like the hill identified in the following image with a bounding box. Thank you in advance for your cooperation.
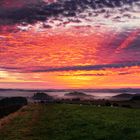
[32,92,54,101]
[111,93,135,101]
[0,104,140,140]
[65,91,87,96]
[64,91,94,100]
[0,97,27,119]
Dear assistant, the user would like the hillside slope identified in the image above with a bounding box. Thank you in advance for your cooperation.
[0,104,140,140]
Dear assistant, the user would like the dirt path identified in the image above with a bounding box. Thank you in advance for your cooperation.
[0,105,29,129]
[0,104,43,140]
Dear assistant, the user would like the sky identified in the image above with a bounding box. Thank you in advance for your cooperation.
[0,0,140,89]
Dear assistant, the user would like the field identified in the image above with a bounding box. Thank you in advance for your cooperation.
[0,104,140,140]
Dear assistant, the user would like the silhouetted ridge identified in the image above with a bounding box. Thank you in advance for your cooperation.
[131,95,140,101]
[32,92,53,101]
[65,91,87,96]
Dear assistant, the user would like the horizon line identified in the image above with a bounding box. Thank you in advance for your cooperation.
[1,87,140,91]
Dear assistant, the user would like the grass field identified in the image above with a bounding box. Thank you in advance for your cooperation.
[0,104,140,140]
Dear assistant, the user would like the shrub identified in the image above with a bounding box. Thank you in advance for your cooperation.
[105,101,111,106]
[0,97,27,118]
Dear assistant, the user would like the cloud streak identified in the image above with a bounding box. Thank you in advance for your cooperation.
[1,61,140,73]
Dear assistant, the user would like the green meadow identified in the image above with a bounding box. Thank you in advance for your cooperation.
[0,104,140,140]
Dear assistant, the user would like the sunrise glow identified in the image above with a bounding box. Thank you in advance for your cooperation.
[0,0,140,89]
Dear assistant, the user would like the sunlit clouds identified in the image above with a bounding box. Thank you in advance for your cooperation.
[0,0,140,89]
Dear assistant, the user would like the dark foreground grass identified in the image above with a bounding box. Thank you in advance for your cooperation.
[0,104,140,140]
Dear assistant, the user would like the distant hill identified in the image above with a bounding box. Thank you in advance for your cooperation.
[65,91,87,96]
[111,93,135,101]
[64,91,94,100]
[32,92,54,101]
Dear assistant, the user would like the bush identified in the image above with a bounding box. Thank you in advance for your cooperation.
[0,97,27,118]
[105,101,111,106]
[121,104,131,108]
[113,103,119,107]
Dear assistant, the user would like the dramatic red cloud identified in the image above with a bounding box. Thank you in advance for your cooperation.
[0,27,114,68]
[0,26,140,89]
[116,30,140,53]
[0,0,140,89]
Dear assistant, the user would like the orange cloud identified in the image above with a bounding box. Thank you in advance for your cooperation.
[0,27,140,89]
